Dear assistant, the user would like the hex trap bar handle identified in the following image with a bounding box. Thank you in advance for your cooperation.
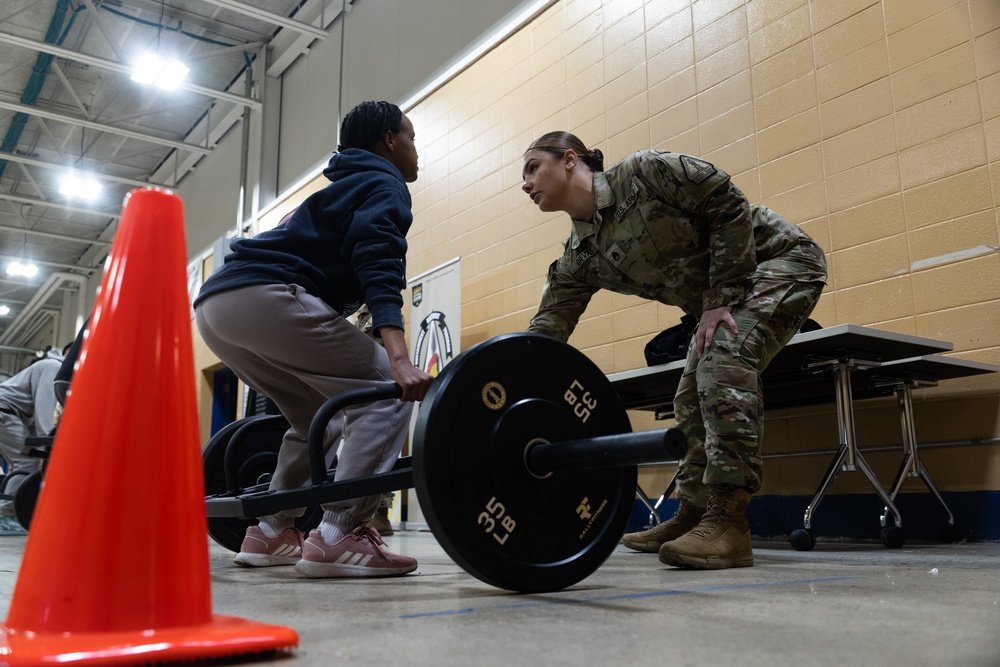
[307,383,404,485]
[526,427,687,477]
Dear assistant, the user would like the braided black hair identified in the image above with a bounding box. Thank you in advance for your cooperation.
[337,101,403,152]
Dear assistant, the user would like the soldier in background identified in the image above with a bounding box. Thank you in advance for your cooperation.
[521,132,827,570]
[0,346,65,535]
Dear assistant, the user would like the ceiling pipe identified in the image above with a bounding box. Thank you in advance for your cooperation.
[0,344,38,354]
[0,274,65,346]
[13,308,57,350]
[0,271,87,347]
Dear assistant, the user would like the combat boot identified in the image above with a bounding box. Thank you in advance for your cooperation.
[657,484,753,569]
[622,501,706,552]
[368,506,394,536]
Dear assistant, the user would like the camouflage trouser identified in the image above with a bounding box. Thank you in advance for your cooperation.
[379,491,394,509]
[672,247,827,505]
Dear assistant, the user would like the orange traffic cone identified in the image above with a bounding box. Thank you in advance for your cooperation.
[0,187,298,664]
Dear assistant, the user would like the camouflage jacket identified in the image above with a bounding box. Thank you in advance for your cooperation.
[527,150,827,342]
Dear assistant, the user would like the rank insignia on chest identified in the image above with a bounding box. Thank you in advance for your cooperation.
[606,243,625,267]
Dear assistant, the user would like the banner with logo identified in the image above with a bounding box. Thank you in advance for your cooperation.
[405,257,461,529]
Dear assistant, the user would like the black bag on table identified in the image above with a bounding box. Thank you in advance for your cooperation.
[644,315,698,367]
[643,315,822,368]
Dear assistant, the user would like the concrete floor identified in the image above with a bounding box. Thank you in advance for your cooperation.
[0,531,997,666]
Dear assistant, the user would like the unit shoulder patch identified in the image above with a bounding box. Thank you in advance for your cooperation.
[680,155,716,184]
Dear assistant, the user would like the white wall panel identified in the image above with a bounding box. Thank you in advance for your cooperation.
[396,0,463,104]
[177,119,244,257]
[277,20,345,193]
[341,0,402,108]
[280,0,528,193]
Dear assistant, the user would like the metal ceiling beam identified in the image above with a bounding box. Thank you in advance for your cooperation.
[0,221,112,247]
[185,39,269,62]
[77,0,128,64]
[0,150,159,189]
[0,98,212,156]
[0,30,261,110]
[0,252,99,273]
[198,0,329,39]
[0,192,119,220]
[12,161,45,201]
[266,0,346,77]
[118,0,271,43]
[150,90,245,187]
[48,60,90,119]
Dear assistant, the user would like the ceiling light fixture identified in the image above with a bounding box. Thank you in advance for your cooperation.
[59,172,104,200]
[131,52,190,90]
[0,306,9,316]
[7,261,39,278]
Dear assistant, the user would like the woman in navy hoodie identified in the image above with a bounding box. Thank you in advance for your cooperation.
[195,101,431,579]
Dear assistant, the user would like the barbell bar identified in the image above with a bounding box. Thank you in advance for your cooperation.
[526,429,686,477]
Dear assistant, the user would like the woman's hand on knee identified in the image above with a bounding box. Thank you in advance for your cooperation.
[696,307,738,358]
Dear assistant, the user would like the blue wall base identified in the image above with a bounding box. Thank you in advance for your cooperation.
[627,490,1000,542]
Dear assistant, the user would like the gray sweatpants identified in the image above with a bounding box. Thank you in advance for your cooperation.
[0,413,42,516]
[195,283,412,532]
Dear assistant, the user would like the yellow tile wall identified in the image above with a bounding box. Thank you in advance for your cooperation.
[402,0,1000,495]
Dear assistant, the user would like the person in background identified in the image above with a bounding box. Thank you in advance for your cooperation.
[521,131,827,570]
[0,346,66,535]
[195,100,431,578]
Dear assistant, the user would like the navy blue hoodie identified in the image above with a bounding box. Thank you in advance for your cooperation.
[195,149,412,331]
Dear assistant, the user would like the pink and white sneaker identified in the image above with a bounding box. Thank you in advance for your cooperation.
[294,525,417,578]
[233,525,304,567]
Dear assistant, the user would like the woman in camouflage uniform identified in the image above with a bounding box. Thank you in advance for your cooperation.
[521,132,827,570]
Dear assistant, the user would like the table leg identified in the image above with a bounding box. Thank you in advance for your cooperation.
[883,384,955,533]
[641,468,678,526]
[793,359,903,549]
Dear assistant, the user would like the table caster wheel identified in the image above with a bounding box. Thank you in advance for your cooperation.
[880,525,905,548]
[938,522,957,543]
[789,528,815,551]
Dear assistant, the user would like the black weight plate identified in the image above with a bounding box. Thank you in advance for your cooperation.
[202,415,321,553]
[12,469,43,530]
[203,418,259,491]
[413,333,635,592]
[0,470,28,500]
